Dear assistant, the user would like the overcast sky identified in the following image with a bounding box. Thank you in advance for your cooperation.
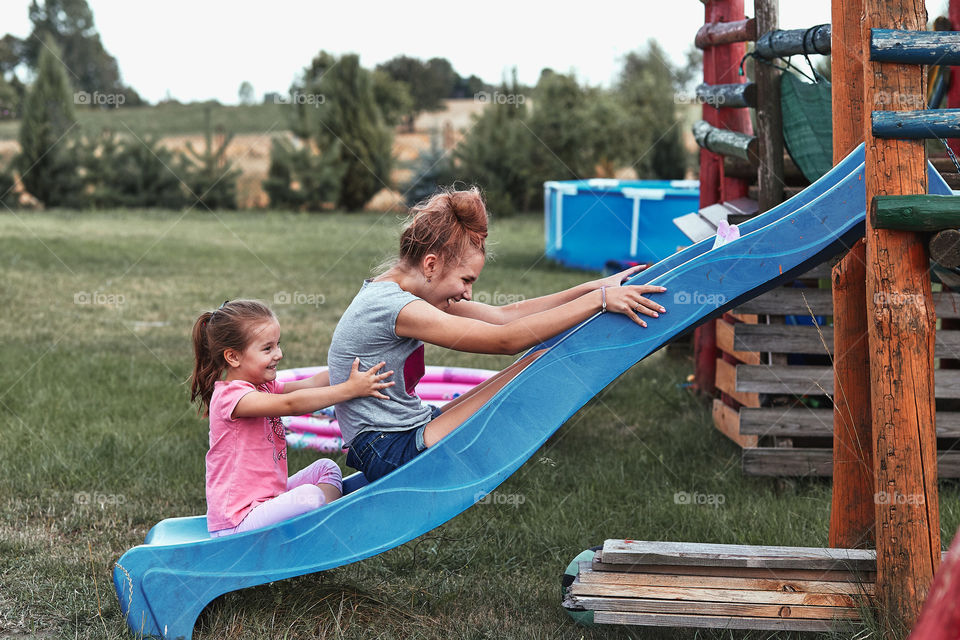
[0,1,951,104]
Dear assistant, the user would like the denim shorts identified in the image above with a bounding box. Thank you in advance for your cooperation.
[345,406,441,483]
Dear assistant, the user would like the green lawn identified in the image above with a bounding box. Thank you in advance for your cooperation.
[0,102,289,140]
[0,209,956,639]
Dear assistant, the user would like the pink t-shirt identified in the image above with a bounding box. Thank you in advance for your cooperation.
[205,379,287,531]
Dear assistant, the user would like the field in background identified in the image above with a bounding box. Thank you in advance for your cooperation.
[2,209,956,639]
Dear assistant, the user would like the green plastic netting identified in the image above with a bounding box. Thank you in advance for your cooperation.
[780,72,833,182]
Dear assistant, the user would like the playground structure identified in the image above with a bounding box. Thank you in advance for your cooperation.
[562,0,960,635]
[110,2,960,638]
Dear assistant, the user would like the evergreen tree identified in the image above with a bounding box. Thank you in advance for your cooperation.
[181,105,240,210]
[454,72,533,215]
[403,132,457,207]
[295,52,393,211]
[24,0,136,101]
[263,136,344,211]
[16,37,82,206]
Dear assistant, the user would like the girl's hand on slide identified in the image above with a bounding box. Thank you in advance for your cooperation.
[348,358,395,399]
[605,285,667,328]
[595,264,648,289]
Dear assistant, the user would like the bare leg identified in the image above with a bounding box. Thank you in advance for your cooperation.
[422,349,547,448]
[317,483,342,504]
[436,350,546,414]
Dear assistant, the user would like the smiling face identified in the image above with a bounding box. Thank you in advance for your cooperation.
[424,248,485,310]
[223,318,283,384]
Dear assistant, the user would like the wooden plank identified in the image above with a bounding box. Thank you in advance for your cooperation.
[738,285,960,318]
[870,28,960,65]
[715,358,760,407]
[567,595,861,620]
[695,17,758,48]
[577,563,874,595]
[590,558,876,583]
[716,319,762,364]
[592,610,846,632]
[740,407,960,438]
[712,399,759,448]
[672,212,717,244]
[743,448,960,478]
[699,202,732,227]
[736,364,960,398]
[600,540,876,572]
[733,324,960,358]
[930,229,960,268]
[569,581,859,607]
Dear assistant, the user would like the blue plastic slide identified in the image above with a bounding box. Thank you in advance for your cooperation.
[113,144,951,639]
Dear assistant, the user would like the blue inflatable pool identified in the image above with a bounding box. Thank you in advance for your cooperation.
[544,178,700,270]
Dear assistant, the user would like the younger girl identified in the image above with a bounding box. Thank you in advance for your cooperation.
[328,187,667,483]
[190,300,393,536]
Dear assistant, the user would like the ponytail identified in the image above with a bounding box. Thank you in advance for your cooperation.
[188,300,275,416]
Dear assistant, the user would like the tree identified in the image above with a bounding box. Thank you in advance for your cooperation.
[372,70,413,128]
[294,52,393,211]
[16,37,82,206]
[180,105,240,210]
[377,55,456,131]
[238,81,255,106]
[263,136,344,211]
[616,40,691,179]
[455,71,533,215]
[23,0,140,105]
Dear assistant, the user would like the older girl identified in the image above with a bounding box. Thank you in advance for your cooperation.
[328,188,666,483]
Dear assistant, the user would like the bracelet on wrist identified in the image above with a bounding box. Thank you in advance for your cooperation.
[600,285,607,313]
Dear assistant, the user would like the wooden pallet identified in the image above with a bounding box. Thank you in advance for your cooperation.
[712,261,960,477]
[562,540,873,631]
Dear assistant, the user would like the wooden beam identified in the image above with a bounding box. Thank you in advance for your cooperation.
[754,0,785,212]
[872,110,960,139]
[735,286,960,318]
[692,120,759,161]
[829,0,873,553]
[695,18,758,49]
[715,358,760,407]
[695,82,757,108]
[743,448,960,478]
[864,1,941,628]
[754,24,832,59]
[870,194,960,231]
[712,399,759,447]
[591,610,843,632]
[870,28,960,65]
[739,406,960,438]
[731,324,960,358]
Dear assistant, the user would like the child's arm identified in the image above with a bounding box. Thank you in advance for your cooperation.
[232,359,393,419]
[282,369,330,393]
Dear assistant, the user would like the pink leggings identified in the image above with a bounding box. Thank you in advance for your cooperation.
[210,459,343,537]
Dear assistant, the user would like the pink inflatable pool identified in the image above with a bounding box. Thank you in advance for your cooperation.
[276,365,497,453]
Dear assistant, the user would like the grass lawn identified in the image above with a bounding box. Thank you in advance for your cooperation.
[0,209,956,639]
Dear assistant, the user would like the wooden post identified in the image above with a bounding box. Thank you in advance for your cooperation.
[864,0,941,630]
[754,0,784,212]
[694,0,752,396]
[829,0,874,552]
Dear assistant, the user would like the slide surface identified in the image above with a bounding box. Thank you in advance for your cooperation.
[113,144,951,639]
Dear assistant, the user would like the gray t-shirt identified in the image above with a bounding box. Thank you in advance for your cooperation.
[328,280,433,445]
